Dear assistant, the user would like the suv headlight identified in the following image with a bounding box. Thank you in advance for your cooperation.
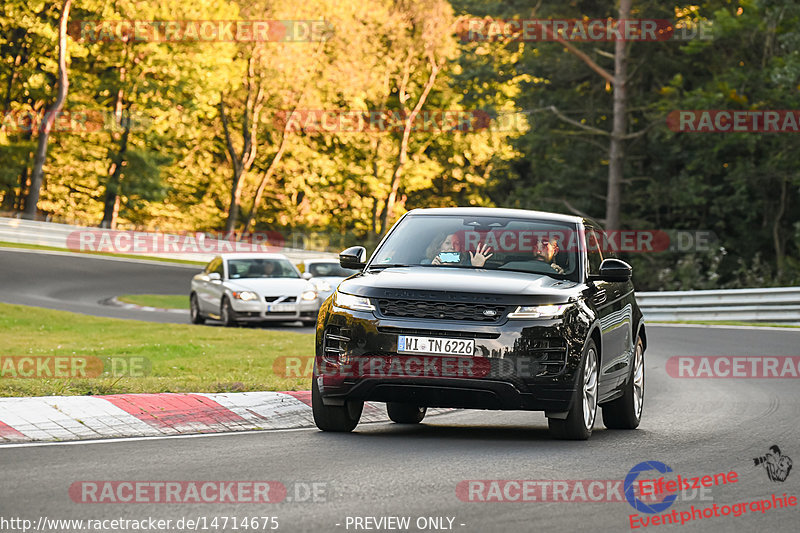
[232,291,259,301]
[334,290,375,311]
[508,303,571,319]
[301,290,318,301]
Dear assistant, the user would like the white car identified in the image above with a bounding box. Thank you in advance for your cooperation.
[299,258,359,303]
[190,253,320,327]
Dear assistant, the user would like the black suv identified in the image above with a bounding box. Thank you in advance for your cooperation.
[311,207,646,439]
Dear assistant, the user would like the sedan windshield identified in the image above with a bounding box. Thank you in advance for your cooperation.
[308,263,358,278]
[227,258,299,279]
[370,215,581,281]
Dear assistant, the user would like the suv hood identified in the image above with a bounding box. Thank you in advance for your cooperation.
[339,266,582,305]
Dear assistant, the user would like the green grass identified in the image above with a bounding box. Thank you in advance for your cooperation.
[0,240,205,266]
[0,303,313,397]
[118,294,189,309]
[655,320,800,328]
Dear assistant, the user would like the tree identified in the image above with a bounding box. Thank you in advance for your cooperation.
[23,0,71,219]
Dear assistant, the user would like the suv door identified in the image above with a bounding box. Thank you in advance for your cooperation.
[585,226,624,399]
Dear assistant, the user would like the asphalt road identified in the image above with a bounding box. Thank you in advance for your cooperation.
[1,248,799,531]
[0,248,315,331]
[2,329,799,530]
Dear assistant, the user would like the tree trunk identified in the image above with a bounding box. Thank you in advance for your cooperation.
[23,0,71,220]
[221,54,264,234]
[605,0,631,231]
[772,178,787,281]
[378,53,441,234]
[101,110,131,228]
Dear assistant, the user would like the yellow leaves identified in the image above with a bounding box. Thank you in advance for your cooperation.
[728,89,748,104]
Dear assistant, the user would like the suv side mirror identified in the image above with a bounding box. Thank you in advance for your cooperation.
[208,272,222,282]
[339,246,367,270]
[592,258,632,282]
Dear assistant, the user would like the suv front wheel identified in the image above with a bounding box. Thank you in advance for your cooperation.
[548,339,599,440]
[312,377,363,432]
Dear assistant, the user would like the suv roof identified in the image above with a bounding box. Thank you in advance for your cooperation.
[406,207,584,225]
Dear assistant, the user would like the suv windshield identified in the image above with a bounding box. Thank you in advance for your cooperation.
[227,258,299,279]
[370,215,581,281]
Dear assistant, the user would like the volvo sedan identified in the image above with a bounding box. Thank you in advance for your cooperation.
[190,253,320,327]
[312,207,646,440]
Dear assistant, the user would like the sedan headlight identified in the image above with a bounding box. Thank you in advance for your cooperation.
[232,291,259,301]
[301,290,318,301]
[334,290,375,311]
[508,303,571,319]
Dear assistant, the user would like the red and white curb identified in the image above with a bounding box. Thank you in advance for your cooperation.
[0,392,447,443]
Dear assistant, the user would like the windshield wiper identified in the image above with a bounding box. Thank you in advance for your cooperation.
[366,263,412,270]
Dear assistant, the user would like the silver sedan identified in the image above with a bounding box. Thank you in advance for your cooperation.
[190,253,320,327]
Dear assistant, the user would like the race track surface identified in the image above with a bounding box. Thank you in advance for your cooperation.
[2,248,799,531]
[0,248,315,331]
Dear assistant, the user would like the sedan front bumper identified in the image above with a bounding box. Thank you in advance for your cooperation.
[230,297,320,322]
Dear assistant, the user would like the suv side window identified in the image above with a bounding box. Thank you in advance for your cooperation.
[585,227,604,276]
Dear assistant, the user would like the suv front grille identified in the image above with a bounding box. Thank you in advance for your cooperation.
[377,326,500,339]
[376,299,506,322]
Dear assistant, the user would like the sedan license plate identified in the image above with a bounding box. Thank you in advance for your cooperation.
[397,335,474,356]
[267,304,295,312]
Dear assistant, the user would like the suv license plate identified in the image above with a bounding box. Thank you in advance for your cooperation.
[397,335,474,356]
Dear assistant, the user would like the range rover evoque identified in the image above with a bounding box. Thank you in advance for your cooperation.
[312,207,646,440]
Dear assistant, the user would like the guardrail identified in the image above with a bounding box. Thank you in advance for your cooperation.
[3,216,798,324]
[0,216,337,264]
[637,287,800,325]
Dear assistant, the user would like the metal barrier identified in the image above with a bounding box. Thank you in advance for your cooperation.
[637,287,800,325]
[0,216,336,264]
[3,216,798,324]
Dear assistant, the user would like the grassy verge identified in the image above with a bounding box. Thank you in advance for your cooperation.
[0,240,205,266]
[655,320,800,329]
[118,294,189,309]
[0,303,312,397]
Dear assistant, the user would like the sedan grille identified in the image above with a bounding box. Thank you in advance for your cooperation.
[265,296,297,303]
[376,299,506,322]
